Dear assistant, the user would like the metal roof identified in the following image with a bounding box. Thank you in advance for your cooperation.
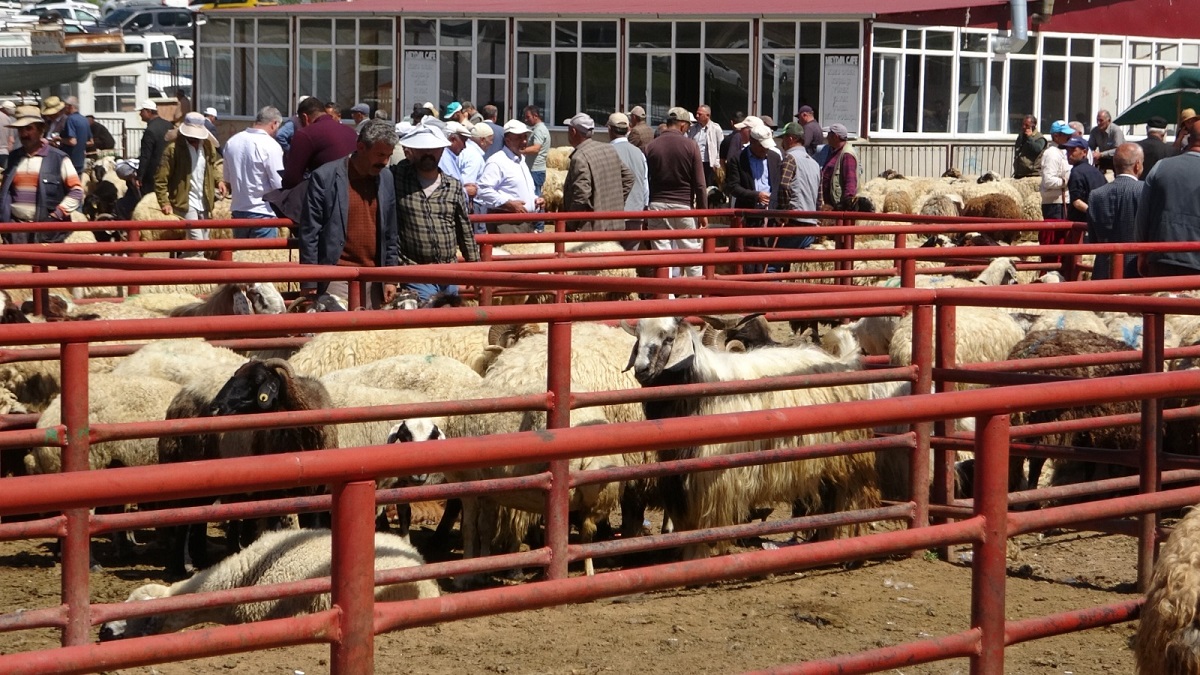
[0,53,146,91]
[224,0,1008,18]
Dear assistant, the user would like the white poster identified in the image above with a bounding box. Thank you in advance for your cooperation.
[403,50,439,116]
[822,55,861,137]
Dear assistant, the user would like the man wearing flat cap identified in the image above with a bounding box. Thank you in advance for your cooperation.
[644,106,708,279]
[561,112,632,232]
[0,105,83,244]
[391,125,479,302]
[350,103,371,132]
[155,111,225,250]
[1139,116,1175,179]
[300,120,400,308]
[796,105,823,158]
[819,123,857,210]
[626,105,654,153]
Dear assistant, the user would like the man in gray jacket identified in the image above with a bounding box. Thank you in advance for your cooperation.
[774,122,820,255]
[299,120,400,309]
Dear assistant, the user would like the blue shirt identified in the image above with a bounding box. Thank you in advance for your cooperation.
[62,112,89,172]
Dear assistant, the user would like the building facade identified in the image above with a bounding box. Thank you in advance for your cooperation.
[197,0,1199,148]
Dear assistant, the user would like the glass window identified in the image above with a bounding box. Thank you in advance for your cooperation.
[922,55,952,132]
[1132,42,1152,60]
[555,21,578,48]
[871,54,898,131]
[1071,38,1094,57]
[799,22,821,49]
[233,18,252,43]
[201,17,230,42]
[518,21,552,48]
[404,19,434,46]
[1158,43,1179,61]
[957,57,987,133]
[962,33,988,53]
[905,30,921,50]
[763,22,795,49]
[93,75,138,114]
[629,21,666,48]
[360,19,391,46]
[359,49,391,115]
[478,20,505,75]
[256,19,286,44]
[300,19,331,45]
[1100,39,1123,59]
[988,60,1003,132]
[873,27,902,49]
[1040,61,1066,128]
[1043,37,1067,56]
[705,22,748,49]
[925,31,953,51]
[258,47,288,114]
[826,22,859,49]
[1185,44,1200,65]
[335,20,356,45]
[676,22,700,49]
[1068,61,1093,129]
[440,19,472,47]
[581,21,616,48]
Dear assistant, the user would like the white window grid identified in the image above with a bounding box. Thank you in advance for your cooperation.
[871,23,1200,139]
[514,20,619,126]
[298,18,393,118]
[759,20,862,128]
[402,19,503,118]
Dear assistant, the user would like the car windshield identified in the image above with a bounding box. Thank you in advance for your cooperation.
[101,8,133,25]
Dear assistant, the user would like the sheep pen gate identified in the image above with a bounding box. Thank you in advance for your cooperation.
[3,246,1200,673]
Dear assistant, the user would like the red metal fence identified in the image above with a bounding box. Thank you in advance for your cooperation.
[0,213,1199,673]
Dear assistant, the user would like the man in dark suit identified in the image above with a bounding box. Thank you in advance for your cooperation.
[1087,143,1144,280]
[1138,116,1174,179]
[136,99,172,189]
[561,112,633,231]
[724,125,782,270]
[299,120,399,309]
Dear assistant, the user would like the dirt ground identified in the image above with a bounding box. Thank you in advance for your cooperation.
[0,515,1143,675]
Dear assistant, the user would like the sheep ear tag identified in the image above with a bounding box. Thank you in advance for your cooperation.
[256,379,280,409]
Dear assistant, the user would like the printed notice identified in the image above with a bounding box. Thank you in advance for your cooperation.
[403,50,438,115]
[823,55,861,136]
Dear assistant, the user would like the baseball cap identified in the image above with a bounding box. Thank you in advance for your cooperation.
[734,115,763,130]
[470,124,494,140]
[443,101,463,119]
[422,102,439,116]
[0,100,15,113]
[627,105,647,119]
[1049,120,1072,136]
[607,112,629,129]
[774,121,805,138]
[400,126,451,149]
[139,99,158,112]
[503,119,530,135]
[759,115,776,128]
[1063,136,1089,149]
[750,125,776,148]
[351,103,370,116]
[444,121,472,137]
[827,123,849,139]
[796,105,814,116]
[667,107,694,123]
[203,107,218,118]
[563,112,595,132]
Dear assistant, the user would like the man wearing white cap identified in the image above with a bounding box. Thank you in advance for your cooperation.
[391,125,479,302]
[0,105,83,244]
[300,120,400,308]
[202,107,220,143]
[137,99,172,189]
[0,101,15,165]
[725,124,782,271]
[444,121,484,206]
[154,111,225,250]
[475,119,543,233]
[644,107,708,279]
[561,112,632,232]
[724,115,763,167]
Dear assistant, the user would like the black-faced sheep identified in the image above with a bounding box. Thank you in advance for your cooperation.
[98,528,438,641]
[623,316,880,560]
[209,359,337,535]
[1135,503,1200,674]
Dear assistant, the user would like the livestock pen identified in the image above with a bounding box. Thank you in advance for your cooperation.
[2,216,1200,673]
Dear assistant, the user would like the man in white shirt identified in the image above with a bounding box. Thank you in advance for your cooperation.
[687,104,723,189]
[223,106,284,238]
[475,119,543,233]
[445,121,484,207]
[1039,120,1073,221]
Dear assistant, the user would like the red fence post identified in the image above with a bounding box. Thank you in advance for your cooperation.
[702,234,716,282]
[479,243,495,306]
[330,480,376,675]
[544,320,573,581]
[730,213,745,276]
[60,341,91,647]
[970,412,1010,675]
[932,304,957,560]
[910,304,934,535]
[1138,312,1165,591]
[348,282,363,311]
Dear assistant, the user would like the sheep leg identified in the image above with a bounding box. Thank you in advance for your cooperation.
[619,490,647,538]
[431,498,461,552]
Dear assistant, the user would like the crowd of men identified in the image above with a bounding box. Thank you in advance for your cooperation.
[1020,108,1200,279]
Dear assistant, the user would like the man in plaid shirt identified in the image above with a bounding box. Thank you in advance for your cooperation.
[391,126,480,302]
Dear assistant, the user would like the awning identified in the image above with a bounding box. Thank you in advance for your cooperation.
[0,54,147,92]
[231,0,1008,17]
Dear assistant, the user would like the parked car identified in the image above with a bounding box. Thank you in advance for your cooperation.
[99,0,189,18]
[101,6,195,39]
[18,1,100,24]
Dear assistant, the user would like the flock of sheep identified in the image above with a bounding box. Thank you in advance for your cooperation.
[3,166,1200,672]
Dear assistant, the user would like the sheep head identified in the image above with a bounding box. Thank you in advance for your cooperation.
[387,418,445,486]
[210,358,294,415]
[246,283,286,315]
[622,317,696,385]
[98,583,172,641]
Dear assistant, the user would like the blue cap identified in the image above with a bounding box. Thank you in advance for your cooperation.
[1063,136,1088,149]
[443,102,462,119]
[1049,120,1072,135]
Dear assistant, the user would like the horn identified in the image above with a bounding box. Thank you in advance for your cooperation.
[619,319,638,336]
[261,358,294,378]
[487,324,509,346]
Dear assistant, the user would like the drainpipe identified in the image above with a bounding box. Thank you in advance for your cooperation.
[1009,0,1029,51]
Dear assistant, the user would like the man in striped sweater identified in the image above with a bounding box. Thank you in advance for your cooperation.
[0,105,82,244]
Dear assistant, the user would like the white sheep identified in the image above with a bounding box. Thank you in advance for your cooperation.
[1104,313,1181,350]
[109,339,248,386]
[1028,310,1110,336]
[25,373,182,475]
[1136,503,1200,674]
[98,528,439,640]
[288,325,496,378]
[624,317,880,560]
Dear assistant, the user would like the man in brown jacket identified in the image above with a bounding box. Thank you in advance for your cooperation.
[155,112,224,251]
[561,112,633,232]
[626,105,654,153]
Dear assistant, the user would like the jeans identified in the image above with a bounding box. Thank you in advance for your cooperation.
[531,170,546,232]
[231,211,279,239]
[404,282,459,304]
